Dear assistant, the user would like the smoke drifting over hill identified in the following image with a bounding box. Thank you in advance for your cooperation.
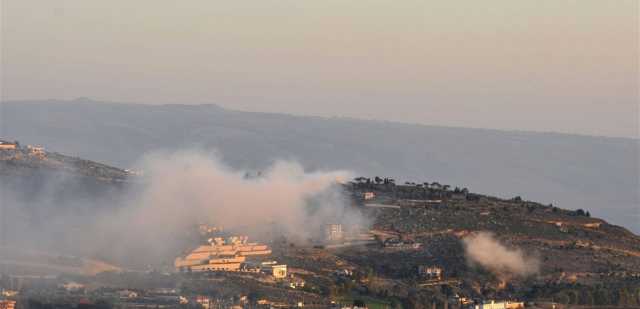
[462,232,539,278]
[102,151,359,262]
[1,150,363,268]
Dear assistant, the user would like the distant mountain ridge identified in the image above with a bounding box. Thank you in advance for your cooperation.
[1,99,638,233]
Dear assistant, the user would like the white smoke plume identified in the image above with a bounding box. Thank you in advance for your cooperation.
[1,150,366,269]
[102,152,358,255]
[93,150,363,266]
[462,232,539,278]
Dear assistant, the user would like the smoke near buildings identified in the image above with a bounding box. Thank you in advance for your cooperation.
[101,151,360,264]
[462,232,539,279]
[1,150,366,268]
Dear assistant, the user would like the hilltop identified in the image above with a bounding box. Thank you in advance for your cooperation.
[0,139,132,203]
[348,180,639,292]
[0,139,130,182]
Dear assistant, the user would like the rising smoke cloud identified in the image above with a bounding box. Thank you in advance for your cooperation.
[2,150,366,268]
[462,232,539,278]
[99,151,360,264]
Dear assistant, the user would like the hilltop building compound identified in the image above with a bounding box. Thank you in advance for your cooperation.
[174,235,272,272]
[0,140,17,150]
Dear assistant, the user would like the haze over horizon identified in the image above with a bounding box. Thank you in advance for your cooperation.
[2,0,638,138]
[3,98,640,141]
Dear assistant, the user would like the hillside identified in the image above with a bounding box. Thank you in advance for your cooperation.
[0,143,133,256]
[1,148,639,307]
[0,141,131,204]
[272,181,640,306]
[349,181,640,280]
[1,100,638,234]
[0,141,130,182]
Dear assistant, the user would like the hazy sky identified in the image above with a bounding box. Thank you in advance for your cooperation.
[1,1,638,138]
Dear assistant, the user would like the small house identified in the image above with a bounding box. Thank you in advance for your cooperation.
[418,265,443,280]
[263,264,287,279]
[363,192,376,200]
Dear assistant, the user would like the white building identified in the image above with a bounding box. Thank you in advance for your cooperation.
[363,192,376,200]
[325,224,344,241]
[474,300,524,309]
